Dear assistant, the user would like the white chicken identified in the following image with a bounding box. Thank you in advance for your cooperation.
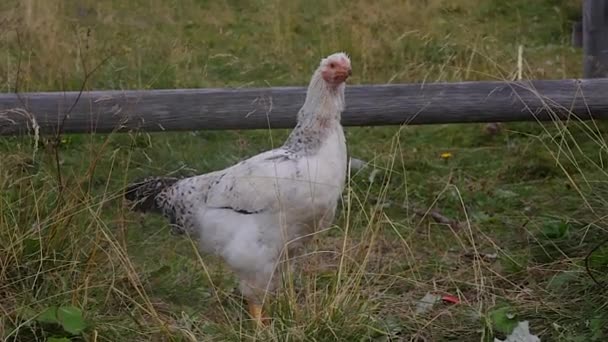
[124,52,352,326]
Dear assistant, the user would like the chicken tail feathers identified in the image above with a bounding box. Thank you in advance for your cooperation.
[124,176,179,213]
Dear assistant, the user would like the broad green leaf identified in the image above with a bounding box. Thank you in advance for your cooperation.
[57,306,86,335]
[490,306,518,335]
[542,220,570,239]
[587,246,608,269]
[36,307,59,324]
[590,315,605,341]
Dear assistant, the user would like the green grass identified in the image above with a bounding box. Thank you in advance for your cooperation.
[2,0,608,341]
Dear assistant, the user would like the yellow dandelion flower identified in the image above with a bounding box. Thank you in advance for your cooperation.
[440,152,452,159]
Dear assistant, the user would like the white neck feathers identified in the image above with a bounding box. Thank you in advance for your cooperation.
[298,69,345,123]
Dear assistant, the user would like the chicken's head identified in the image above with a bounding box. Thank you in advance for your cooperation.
[320,52,352,86]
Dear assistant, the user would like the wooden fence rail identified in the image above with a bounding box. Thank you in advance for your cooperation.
[583,0,608,78]
[2,78,608,136]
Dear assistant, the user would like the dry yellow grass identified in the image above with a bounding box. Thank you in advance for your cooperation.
[2,1,607,341]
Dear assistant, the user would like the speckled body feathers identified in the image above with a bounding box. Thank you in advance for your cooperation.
[124,52,352,304]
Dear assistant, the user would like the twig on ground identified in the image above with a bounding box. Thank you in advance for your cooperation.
[369,195,461,230]
[585,235,608,287]
[413,208,460,229]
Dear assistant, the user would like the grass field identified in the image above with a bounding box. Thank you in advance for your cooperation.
[2,0,608,341]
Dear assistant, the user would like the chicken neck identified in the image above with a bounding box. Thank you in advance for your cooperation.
[283,69,345,154]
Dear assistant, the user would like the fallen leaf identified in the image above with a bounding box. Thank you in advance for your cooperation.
[349,157,367,172]
[441,295,460,304]
[415,292,442,314]
[494,321,540,342]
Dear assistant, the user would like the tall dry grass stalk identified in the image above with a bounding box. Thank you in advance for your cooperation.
[1,0,604,340]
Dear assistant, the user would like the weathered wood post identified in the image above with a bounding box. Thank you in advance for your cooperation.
[583,0,608,78]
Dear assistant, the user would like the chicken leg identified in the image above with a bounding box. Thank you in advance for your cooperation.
[248,302,267,327]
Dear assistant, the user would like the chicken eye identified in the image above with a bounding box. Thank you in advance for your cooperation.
[329,63,335,68]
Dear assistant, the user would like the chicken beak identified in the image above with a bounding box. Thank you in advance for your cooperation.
[337,67,352,80]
